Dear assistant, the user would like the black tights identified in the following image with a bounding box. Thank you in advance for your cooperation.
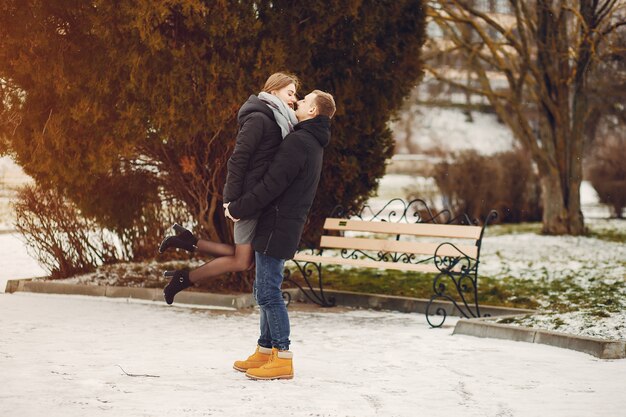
[188,240,255,284]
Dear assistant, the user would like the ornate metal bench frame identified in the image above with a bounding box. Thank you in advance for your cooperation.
[283,198,498,327]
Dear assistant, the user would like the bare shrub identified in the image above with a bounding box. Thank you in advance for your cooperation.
[13,185,119,278]
[13,184,194,278]
[433,149,542,223]
[405,178,441,210]
[587,134,626,218]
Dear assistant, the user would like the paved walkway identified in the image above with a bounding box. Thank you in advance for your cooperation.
[1,292,625,417]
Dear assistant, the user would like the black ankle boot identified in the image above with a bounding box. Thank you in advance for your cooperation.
[159,223,198,254]
[163,269,192,305]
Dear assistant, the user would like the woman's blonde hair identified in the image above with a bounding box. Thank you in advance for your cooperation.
[262,72,300,94]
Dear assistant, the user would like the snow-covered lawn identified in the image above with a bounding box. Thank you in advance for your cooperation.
[0,232,47,286]
[0,156,32,231]
[392,106,516,155]
[497,311,626,341]
[1,292,625,417]
[480,228,626,283]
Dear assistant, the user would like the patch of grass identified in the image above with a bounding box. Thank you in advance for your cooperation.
[288,265,626,314]
[484,220,626,243]
[289,266,542,309]
[496,315,527,324]
[552,317,566,329]
[486,222,542,236]
[307,265,436,299]
[587,227,626,243]
[591,310,611,318]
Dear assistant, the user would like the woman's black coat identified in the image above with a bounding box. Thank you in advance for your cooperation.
[223,95,282,204]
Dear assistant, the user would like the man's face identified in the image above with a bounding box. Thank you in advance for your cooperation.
[294,93,318,121]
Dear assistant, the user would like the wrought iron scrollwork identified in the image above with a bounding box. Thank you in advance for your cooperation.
[283,257,335,307]
[331,198,456,224]
[425,210,499,327]
[426,271,481,328]
[281,290,292,307]
[433,242,476,274]
[285,199,498,323]
[337,247,432,268]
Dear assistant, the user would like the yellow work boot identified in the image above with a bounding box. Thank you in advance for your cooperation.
[245,348,294,380]
[233,346,273,372]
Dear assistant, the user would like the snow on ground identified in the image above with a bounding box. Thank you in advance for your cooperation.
[0,232,47,293]
[1,292,625,417]
[498,311,626,341]
[392,106,516,155]
[0,156,31,188]
[0,156,33,231]
[479,232,626,283]
[580,181,612,218]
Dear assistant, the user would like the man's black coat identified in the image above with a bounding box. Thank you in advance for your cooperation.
[228,115,331,259]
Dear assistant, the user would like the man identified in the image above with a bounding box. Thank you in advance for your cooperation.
[225,89,336,380]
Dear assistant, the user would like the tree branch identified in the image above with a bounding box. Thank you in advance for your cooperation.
[423,64,509,99]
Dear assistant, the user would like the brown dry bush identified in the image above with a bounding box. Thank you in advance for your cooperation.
[13,184,193,278]
[587,134,626,218]
[13,185,118,278]
[433,149,542,223]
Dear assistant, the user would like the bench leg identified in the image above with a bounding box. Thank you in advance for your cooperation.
[281,291,292,307]
[283,261,336,307]
[426,269,482,328]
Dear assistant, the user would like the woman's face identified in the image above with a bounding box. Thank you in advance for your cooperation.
[272,83,297,109]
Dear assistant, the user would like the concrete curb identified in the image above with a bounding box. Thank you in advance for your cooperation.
[4,279,285,309]
[453,316,626,360]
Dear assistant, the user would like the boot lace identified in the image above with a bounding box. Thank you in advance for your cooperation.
[261,351,277,368]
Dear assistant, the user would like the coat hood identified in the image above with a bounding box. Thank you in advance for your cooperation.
[294,115,331,148]
[238,95,276,123]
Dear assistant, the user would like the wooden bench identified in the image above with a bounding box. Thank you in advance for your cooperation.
[283,200,498,327]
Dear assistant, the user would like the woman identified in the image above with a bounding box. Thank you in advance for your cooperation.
[160,72,299,304]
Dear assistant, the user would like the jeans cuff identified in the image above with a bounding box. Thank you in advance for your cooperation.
[272,342,290,351]
[258,341,272,349]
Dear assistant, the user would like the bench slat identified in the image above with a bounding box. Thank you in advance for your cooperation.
[292,253,441,273]
[323,218,482,240]
[319,236,478,258]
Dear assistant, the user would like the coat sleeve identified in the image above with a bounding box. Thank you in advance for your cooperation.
[228,135,305,219]
[223,114,265,203]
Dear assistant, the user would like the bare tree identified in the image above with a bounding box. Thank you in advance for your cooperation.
[426,0,625,234]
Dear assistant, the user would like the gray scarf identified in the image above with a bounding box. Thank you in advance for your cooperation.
[258,91,298,139]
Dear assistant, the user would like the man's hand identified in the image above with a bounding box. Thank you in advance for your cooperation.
[223,202,240,222]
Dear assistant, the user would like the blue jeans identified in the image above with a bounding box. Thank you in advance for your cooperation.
[253,252,290,351]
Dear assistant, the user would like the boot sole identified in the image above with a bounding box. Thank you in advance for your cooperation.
[245,373,294,380]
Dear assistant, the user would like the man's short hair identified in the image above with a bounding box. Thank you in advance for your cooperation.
[312,90,336,119]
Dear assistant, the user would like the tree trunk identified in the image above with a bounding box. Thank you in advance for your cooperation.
[566,176,585,235]
[539,167,569,235]
[538,165,585,235]
[567,115,586,235]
